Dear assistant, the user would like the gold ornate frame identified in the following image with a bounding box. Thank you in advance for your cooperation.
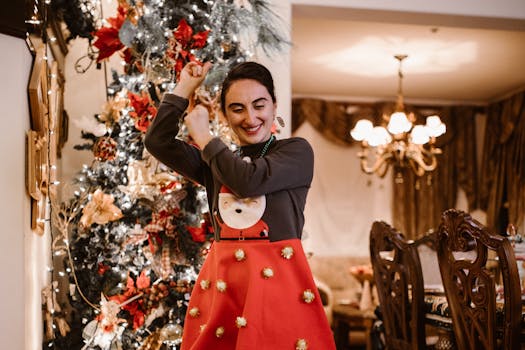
[27,44,49,235]
[26,40,65,235]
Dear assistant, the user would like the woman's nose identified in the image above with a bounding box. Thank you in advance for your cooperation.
[245,108,257,123]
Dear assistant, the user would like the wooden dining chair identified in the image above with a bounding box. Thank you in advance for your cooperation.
[437,209,522,350]
[369,220,428,350]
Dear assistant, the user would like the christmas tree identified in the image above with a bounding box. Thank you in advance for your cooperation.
[46,1,287,349]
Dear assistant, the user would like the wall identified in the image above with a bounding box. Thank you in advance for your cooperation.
[0,33,45,350]
[296,123,393,256]
[257,1,292,138]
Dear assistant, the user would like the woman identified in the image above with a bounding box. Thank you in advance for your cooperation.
[145,61,335,350]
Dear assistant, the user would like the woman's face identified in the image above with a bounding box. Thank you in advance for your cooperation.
[223,79,276,146]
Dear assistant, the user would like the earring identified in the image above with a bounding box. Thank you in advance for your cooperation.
[276,116,285,127]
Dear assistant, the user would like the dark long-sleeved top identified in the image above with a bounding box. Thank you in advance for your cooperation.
[144,94,314,242]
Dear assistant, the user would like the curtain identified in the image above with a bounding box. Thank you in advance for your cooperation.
[392,106,479,239]
[480,91,525,233]
[291,98,378,146]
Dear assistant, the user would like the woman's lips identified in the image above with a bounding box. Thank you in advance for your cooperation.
[243,124,262,135]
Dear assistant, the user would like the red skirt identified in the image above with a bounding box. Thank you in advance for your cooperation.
[180,238,335,350]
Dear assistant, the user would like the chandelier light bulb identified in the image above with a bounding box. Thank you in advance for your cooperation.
[425,115,441,127]
[425,115,446,137]
[368,126,392,147]
[387,111,412,134]
[436,124,446,137]
[350,119,374,141]
[410,125,430,145]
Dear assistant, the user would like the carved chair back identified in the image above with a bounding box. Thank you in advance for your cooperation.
[437,209,522,350]
[370,221,427,350]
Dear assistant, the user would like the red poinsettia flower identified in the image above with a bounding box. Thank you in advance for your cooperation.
[136,270,151,290]
[116,296,145,330]
[128,91,158,132]
[92,4,128,62]
[131,309,145,330]
[167,18,210,78]
[106,270,153,330]
[124,275,137,296]
[187,220,212,242]
[174,18,209,49]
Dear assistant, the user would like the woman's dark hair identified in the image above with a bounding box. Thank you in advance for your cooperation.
[220,61,276,114]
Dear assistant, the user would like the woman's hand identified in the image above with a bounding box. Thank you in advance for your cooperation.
[172,61,213,99]
[184,104,213,149]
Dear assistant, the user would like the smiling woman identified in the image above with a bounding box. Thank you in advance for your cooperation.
[144,60,336,349]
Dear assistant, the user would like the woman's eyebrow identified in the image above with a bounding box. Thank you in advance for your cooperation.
[252,97,268,104]
[227,102,244,109]
[227,97,268,109]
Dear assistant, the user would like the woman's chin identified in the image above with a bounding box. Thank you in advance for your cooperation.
[239,134,262,145]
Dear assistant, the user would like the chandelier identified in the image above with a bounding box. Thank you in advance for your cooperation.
[350,54,446,177]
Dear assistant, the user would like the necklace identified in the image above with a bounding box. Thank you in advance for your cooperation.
[238,134,276,159]
[258,135,275,158]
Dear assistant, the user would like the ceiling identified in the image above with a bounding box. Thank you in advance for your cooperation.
[291,5,525,105]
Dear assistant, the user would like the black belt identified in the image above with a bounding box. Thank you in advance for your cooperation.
[219,236,269,241]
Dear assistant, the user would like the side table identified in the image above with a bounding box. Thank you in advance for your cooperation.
[332,304,376,350]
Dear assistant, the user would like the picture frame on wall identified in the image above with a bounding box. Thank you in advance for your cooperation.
[28,45,49,132]
[27,42,50,235]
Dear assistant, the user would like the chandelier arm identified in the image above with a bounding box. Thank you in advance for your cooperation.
[409,159,427,177]
[408,147,438,173]
[420,146,441,170]
[359,151,393,177]
[376,159,390,178]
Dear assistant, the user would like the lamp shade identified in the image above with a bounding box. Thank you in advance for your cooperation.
[425,115,446,137]
[410,125,430,145]
[368,126,392,147]
[387,111,412,134]
[350,119,373,141]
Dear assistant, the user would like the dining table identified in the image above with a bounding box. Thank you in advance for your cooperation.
[422,284,525,350]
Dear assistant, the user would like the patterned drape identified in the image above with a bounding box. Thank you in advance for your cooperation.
[391,106,479,239]
[480,91,525,233]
